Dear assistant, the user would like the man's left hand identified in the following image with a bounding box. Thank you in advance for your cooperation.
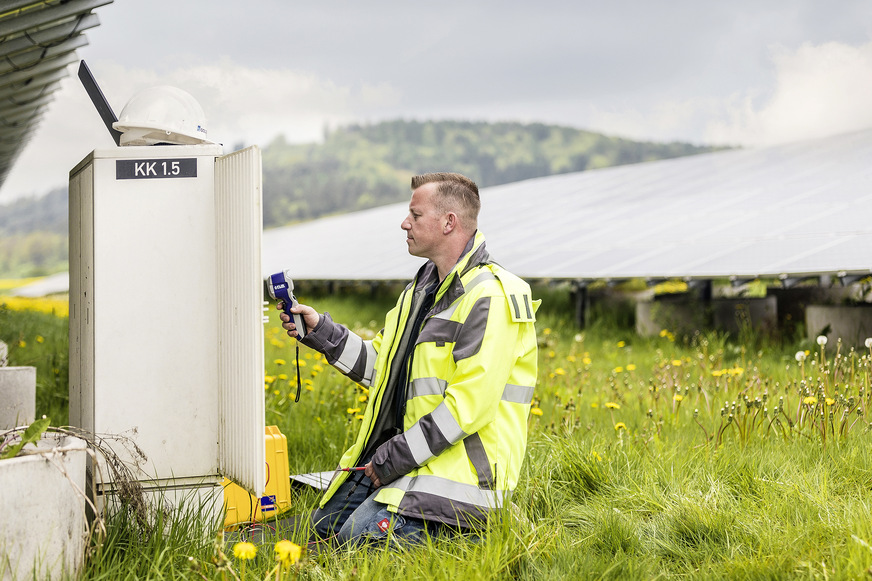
[364,462,382,488]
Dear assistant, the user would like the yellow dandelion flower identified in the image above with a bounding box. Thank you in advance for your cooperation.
[659,329,669,337]
[264,375,276,384]
[590,451,602,461]
[304,379,313,385]
[530,407,544,416]
[296,359,307,367]
[605,402,620,410]
[548,350,556,358]
[712,369,726,377]
[617,341,626,348]
[673,394,684,402]
[626,364,636,371]
[18,340,26,348]
[313,352,323,360]
[273,389,280,396]
[358,395,367,402]
[614,422,627,431]
[304,353,313,359]
[306,385,314,391]
[728,367,744,376]
[582,357,592,365]
[274,539,301,565]
[803,396,817,405]
[543,328,552,335]
[274,358,286,366]
[233,541,257,560]
[554,368,566,375]
[347,407,361,415]
[313,364,324,372]
[36,335,44,344]
[671,359,683,366]
[613,366,624,373]
[278,373,288,380]
[590,402,599,408]
[825,398,835,406]
[355,414,365,420]
[567,355,577,363]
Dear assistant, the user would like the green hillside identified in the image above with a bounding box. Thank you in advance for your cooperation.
[0,120,724,277]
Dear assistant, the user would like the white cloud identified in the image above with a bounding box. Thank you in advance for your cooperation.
[706,41,872,146]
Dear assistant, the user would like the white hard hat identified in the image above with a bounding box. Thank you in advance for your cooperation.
[113,85,215,146]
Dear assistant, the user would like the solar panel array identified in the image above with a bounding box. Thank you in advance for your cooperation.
[0,0,112,190]
[263,129,872,283]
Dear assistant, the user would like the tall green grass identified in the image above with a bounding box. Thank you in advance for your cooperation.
[3,287,872,579]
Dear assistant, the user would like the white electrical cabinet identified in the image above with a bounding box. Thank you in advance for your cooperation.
[69,144,265,508]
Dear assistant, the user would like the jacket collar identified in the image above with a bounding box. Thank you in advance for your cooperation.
[415,231,491,314]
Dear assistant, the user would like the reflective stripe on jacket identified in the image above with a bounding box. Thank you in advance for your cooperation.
[301,231,539,528]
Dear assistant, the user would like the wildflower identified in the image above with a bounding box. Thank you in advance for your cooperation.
[803,396,818,405]
[355,415,365,420]
[617,341,626,348]
[671,359,683,367]
[605,402,620,410]
[613,366,624,374]
[543,328,552,335]
[530,407,544,416]
[614,422,627,431]
[548,350,556,358]
[274,540,301,566]
[673,394,684,402]
[728,367,744,376]
[712,369,727,377]
[347,407,361,415]
[278,373,288,380]
[574,333,583,342]
[626,364,636,371]
[795,351,806,362]
[36,335,44,343]
[264,375,276,385]
[274,358,286,366]
[659,329,669,337]
[18,340,25,348]
[817,335,828,346]
[866,338,872,349]
[590,451,602,461]
[358,395,367,402]
[825,398,835,406]
[582,357,592,365]
[312,364,323,372]
[590,402,599,408]
[233,541,257,560]
[567,355,577,363]
[554,367,566,375]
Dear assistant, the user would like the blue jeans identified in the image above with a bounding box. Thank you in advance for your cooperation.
[310,471,435,547]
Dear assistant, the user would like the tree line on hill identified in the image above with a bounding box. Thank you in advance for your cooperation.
[0,119,724,277]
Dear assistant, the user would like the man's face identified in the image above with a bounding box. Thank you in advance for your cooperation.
[401,183,445,260]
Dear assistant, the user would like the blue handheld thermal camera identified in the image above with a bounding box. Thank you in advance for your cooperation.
[267,270,307,339]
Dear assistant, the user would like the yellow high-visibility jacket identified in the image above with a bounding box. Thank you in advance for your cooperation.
[301,231,539,528]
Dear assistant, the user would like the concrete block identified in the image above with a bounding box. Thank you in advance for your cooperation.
[0,367,36,430]
[806,304,872,350]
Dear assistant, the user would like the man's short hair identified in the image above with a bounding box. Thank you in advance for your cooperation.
[411,172,480,231]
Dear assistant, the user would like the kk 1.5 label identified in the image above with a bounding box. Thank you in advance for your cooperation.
[116,158,197,180]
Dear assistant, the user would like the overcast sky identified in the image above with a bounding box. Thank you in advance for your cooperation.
[2,0,871,201]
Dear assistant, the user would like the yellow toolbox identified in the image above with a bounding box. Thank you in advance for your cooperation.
[223,425,292,529]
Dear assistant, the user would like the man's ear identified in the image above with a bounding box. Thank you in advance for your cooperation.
[444,212,457,234]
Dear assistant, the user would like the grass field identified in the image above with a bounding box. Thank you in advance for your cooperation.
[3,285,872,580]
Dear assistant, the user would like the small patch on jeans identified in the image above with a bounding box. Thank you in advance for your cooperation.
[377,518,391,532]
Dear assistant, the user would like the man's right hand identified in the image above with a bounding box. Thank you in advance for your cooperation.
[277,302,320,338]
